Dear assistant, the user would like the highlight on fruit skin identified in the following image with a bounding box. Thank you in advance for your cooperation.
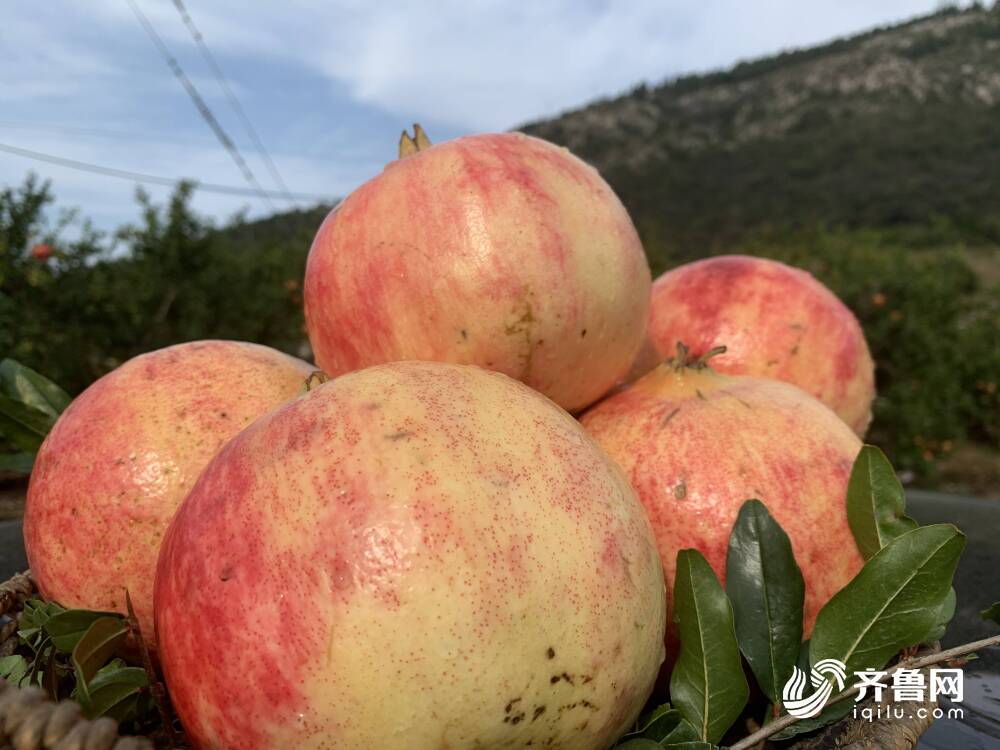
[23,340,315,649]
[641,254,875,436]
[154,361,666,750]
[580,352,865,659]
[303,129,652,413]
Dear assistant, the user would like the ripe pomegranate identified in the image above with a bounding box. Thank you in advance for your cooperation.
[644,255,875,435]
[24,341,313,647]
[580,355,864,645]
[304,130,651,412]
[155,361,665,750]
[30,243,53,261]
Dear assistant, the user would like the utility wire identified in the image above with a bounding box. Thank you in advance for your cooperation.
[124,0,275,211]
[0,119,251,149]
[0,141,331,202]
[170,0,295,204]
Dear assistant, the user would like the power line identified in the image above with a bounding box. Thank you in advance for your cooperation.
[0,119,251,149]
[124,0,275,211]
[169,0,295,204]
[0,141,332,202]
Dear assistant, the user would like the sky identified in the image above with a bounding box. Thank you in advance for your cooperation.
[1,0,967,236]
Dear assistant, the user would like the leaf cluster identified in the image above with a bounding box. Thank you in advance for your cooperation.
[0,599,153,727]
[613,445,968,747]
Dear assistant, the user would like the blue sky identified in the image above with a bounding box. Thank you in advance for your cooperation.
[2,0,961,235]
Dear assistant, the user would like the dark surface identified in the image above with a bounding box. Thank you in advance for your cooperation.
[908,491,1000,749]
[0,491,997,746]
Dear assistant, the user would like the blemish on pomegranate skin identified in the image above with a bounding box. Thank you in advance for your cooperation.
[660,407,680,427]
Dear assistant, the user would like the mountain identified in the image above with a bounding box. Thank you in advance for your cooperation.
[522,4,1000,271]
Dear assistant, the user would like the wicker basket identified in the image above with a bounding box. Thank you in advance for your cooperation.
[0,572,934,750]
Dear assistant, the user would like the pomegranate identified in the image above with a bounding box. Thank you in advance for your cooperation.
[155,361,665,749]
[580,355,864,645]
[644,255,875,435]
[30,243,53,261]
[304,129,651,412]
[24,341,313,646]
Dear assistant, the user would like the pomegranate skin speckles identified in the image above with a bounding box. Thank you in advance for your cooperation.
[643,255,875,436]
[154,361,666,750]
[581,364,864,663]
[304,132,651,412]
[23,340,314,649]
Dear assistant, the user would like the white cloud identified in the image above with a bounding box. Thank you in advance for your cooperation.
[147,0,955,130]
[2,0,970,231]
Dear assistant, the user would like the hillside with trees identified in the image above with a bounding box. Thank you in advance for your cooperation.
[2,4,998,493]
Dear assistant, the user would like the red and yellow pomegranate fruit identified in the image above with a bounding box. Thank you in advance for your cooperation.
[580,358,864,643]
[24,341,313,646]
[644,255,875,435]
[155,361,665,750]
[304,130,651,412]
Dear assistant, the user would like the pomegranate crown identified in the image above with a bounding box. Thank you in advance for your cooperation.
[667,341,727,372]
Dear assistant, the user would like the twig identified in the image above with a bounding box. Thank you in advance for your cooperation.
[124,590,181,746]
[729,633,1000,750]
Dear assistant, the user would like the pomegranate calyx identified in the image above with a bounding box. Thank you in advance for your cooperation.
[398,123,432,159]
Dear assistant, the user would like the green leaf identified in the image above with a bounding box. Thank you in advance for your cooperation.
[626,703,701,744]
[0,410,46,453]
[670,549,749,744]
[771,699,855,741]
[0,654,29,685]
[982,602,1000,625]
[810,524,964,678]
[45,608,123,653]
[18,599,65,642]
[83,660,148,722]
[0,451,34,474]
[615,741,663,750]
[70,617,129,704]
[0,359,71,418]
[0,393,57,438]
[923,587,957,644]
[846,445,918,559]
[725,499,804,705]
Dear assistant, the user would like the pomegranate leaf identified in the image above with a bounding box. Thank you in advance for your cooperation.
[45,607,123,653]
[0,452,34,474]
[771,697,855,740]
[71,616,129,703]
[670,549,749,744]
[0,358,71,419]
[616,703,701,745]
[923,586,957,644]
[982,602,1000,625]
[810,524,964,678]
[0,398,52,453]
[0,394,57,439]
[725,499,804,706]
[846,445,917,559]
[0,654,29,686]
[81,659,149,722]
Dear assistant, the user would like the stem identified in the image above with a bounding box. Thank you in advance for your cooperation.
[667,342,727,372]
[304,371,329,391]
[729,633,1000,750]
[125,590,181,745]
